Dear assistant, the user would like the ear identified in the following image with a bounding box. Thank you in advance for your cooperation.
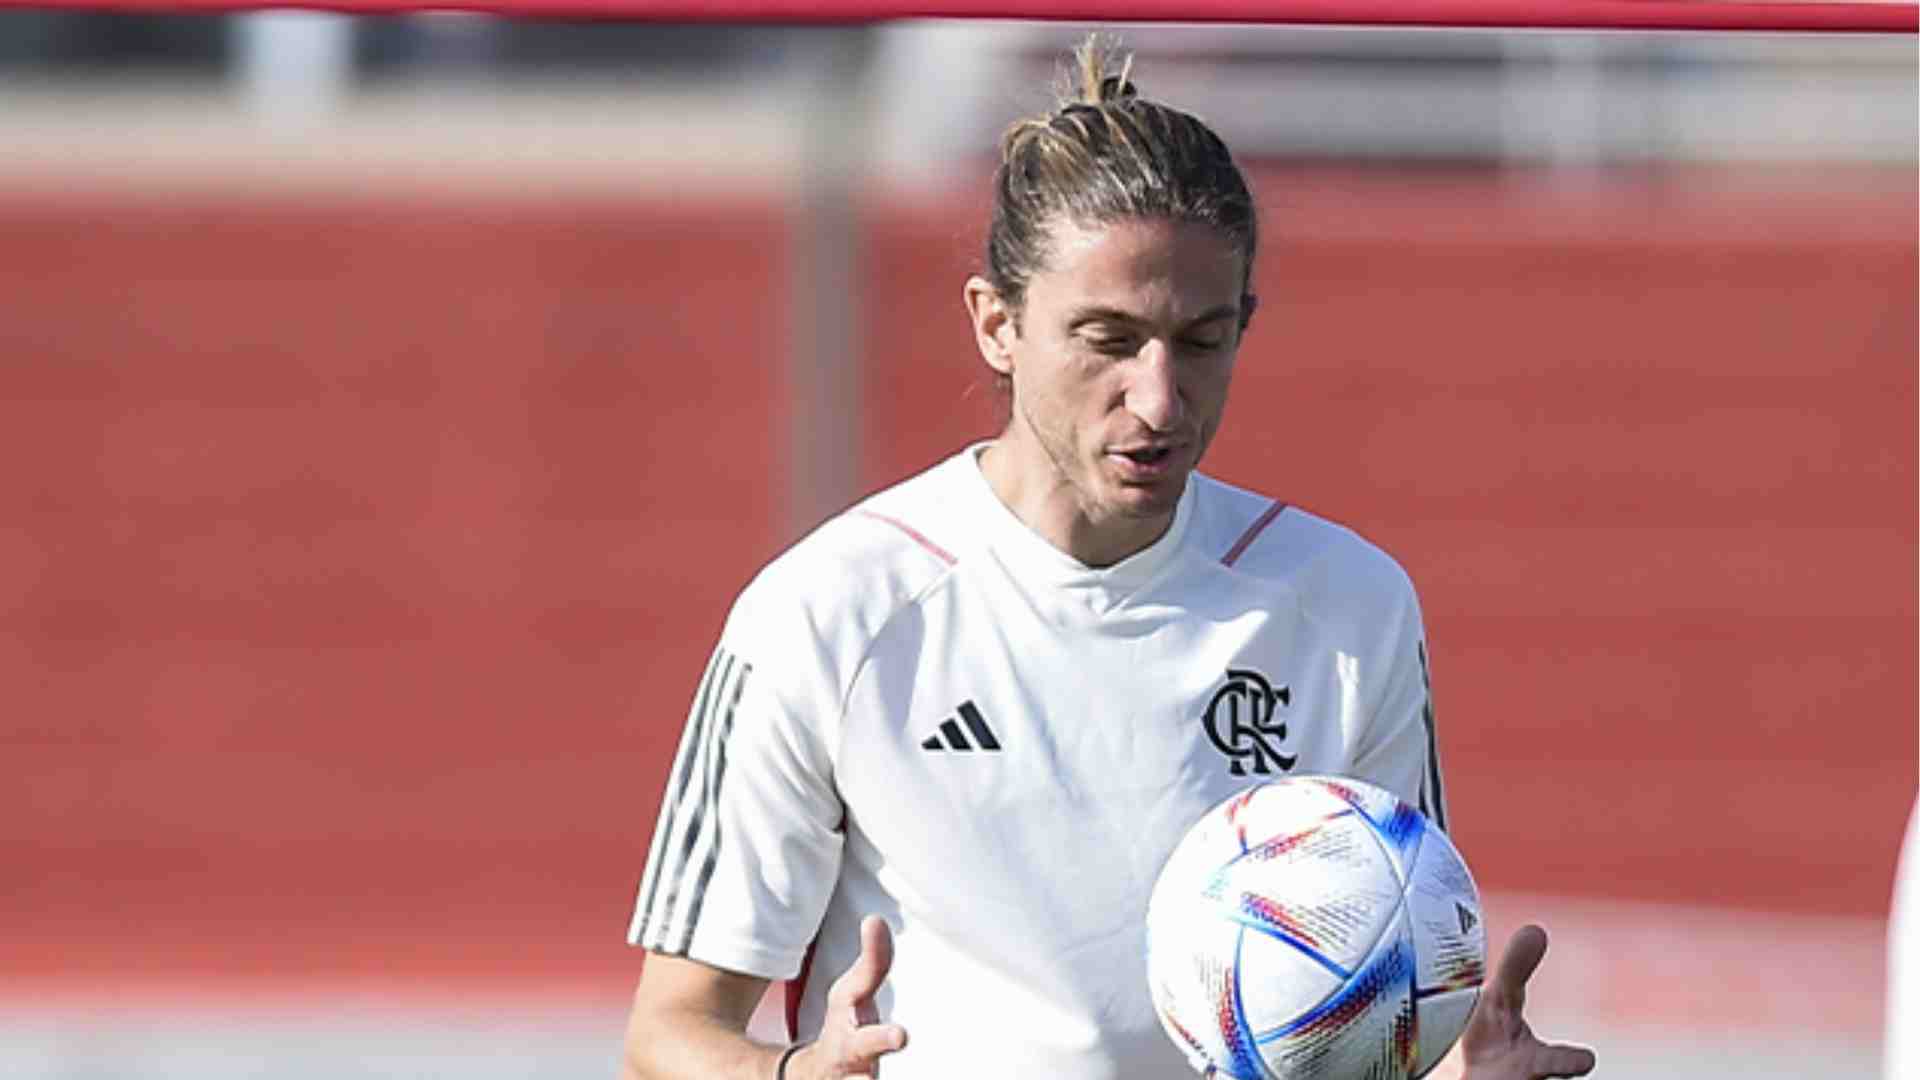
[963,275,1017,377]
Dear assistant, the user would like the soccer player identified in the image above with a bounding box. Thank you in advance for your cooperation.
[621,37,1594,1080]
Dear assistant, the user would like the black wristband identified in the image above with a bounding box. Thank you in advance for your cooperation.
[775,1042,808,1080]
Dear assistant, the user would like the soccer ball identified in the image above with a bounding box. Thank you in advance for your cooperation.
[1145,776,1486,1080]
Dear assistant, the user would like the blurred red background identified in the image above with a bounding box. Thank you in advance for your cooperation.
[1,163,1912,996]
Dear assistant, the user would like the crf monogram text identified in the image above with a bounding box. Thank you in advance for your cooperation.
[1201,668,1296,776]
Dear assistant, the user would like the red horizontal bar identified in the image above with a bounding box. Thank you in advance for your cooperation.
[0,0,1912,30]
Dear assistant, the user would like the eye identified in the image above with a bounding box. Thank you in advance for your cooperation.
[1082,333,1138,356]
[1180,337,1226,352]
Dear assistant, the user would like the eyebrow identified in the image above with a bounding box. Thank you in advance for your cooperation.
[1067,304,1241,330]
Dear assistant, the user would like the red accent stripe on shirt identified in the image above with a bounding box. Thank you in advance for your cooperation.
[1221,500,1287,566]
[785,940,819,1042]
[859,511,957,566]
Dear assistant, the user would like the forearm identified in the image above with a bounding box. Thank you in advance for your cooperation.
[620,1003,787,1080]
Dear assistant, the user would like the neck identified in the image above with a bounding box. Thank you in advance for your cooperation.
[977,437,1175,568]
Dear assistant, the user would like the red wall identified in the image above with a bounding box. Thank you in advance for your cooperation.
[2,166,1912,991]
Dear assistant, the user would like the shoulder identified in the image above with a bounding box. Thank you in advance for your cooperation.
[1188,472,1420,614]
[720,453,969,670]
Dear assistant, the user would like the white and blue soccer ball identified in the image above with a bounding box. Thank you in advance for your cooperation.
[1145,776,1487,1080]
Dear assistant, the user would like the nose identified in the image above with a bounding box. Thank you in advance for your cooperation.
[1126,340,1185,433]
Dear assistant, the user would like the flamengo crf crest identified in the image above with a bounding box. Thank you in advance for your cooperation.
[1202,668,1296,776]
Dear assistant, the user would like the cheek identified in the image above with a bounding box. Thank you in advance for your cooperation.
[1214,363,1238,407]
[1010,356,1089,438]
[1025,352,1113,412]
[1186,360,1236,413]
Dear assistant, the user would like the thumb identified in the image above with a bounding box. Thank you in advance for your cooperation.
[831,916,895,1025]
[1490,924,1550,1011]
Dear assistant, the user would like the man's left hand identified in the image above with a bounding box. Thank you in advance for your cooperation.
[1459,924,1596,1080]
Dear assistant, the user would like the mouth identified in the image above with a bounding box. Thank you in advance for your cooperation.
[1107,443,1186,479]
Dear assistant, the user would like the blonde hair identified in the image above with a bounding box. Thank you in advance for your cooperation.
[985,35,1259,326]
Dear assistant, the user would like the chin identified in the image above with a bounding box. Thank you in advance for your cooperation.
[1109,476,1187,519]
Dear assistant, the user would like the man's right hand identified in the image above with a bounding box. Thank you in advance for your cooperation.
[784,916,910,1080]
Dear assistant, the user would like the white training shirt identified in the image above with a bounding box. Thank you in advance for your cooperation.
[1888,794,1920,1080]
[630,444,1446,1079]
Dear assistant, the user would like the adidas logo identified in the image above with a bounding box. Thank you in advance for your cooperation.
[921,701,1001,752]
[1455,901,1478,935]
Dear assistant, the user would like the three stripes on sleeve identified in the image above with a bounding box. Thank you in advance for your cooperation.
[632,646,751,956]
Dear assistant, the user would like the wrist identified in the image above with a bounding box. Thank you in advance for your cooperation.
[775,1041,809,1080]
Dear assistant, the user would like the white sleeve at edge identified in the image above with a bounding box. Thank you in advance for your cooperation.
[1887,793,1920,1079]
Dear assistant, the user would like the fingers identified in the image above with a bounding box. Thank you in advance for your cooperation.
[1490,924,1550,1010]
[830,916,895,1026]
[1533,1042,1597,1078]
[1478,924,1597,1079]
[810,916,909,1078]
[846,1021,909,1059]
[788,1021,909,1080]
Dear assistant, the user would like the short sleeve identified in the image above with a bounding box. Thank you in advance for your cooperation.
[1349,579,1450,831]
[627,592,847,980]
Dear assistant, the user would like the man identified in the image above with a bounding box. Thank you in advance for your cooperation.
[622,38,1594,1080]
